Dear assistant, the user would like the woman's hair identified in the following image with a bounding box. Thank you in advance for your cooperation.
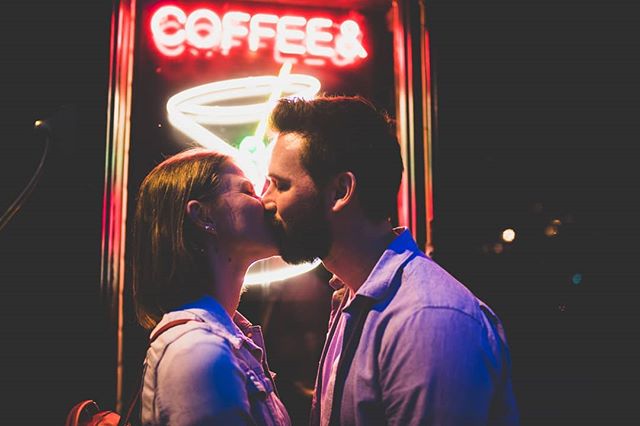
[132,148,230,329]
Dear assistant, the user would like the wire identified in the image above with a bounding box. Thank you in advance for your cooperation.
[0,127,51,232]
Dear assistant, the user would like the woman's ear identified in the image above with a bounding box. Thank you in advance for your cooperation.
[186,200,216,235]
[330,171,356,213]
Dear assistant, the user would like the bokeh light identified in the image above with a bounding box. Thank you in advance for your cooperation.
[502,228,516,243]
[544,225,559,237]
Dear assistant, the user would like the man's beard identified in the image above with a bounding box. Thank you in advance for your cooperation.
[269,197,332,265]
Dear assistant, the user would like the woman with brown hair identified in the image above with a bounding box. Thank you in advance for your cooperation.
[132,148,290,425]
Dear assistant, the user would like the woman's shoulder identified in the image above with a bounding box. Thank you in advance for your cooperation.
[150,311,240,364]
[152,322,250,418]
[157,324,244,382]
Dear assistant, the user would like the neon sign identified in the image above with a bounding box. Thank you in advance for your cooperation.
[150,5,368,66]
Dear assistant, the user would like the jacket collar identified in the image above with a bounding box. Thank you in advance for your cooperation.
[173,295,263,356]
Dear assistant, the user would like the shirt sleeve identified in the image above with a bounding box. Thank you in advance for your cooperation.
[156,330,256,426]
[379,307,497,426]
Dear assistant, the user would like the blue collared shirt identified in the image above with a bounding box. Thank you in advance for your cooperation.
[311,228,519,426]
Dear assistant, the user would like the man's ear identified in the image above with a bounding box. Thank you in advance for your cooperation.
[330,171,356,213]
[186,200,216,235]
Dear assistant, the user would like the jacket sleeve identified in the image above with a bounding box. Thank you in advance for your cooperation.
[378,307,497,426]
[156,330,256,426]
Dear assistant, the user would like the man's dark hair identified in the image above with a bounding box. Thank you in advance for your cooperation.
[269,95,404,222]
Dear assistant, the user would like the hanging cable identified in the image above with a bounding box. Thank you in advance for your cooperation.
[0,121,51,232]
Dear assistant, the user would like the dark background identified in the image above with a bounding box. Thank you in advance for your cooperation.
[1,0,638,424]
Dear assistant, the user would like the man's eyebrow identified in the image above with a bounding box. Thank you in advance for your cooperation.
[268,172,289,182]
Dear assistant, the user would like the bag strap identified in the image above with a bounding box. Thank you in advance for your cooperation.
[150,318,203,343]
[118,317,205,426]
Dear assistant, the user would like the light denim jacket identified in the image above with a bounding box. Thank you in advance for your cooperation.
[311,228,520,426]
[141,296,291,426]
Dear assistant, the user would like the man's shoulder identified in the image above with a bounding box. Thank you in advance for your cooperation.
[385,254,485,323]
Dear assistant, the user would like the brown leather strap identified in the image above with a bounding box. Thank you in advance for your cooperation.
[150,317,204,343]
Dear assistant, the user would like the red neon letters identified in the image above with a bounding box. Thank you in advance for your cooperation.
[150,5,368,66]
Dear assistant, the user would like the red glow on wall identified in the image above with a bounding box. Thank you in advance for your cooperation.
[150,5,368,67]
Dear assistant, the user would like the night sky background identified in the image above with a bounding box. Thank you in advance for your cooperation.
[1,0,638,424]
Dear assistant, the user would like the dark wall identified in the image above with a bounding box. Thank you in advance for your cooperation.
[428,0,639,424]
[0,0,637,424]
[0,1,114,423]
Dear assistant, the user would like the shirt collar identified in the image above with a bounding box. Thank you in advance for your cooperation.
[351,227,421,303]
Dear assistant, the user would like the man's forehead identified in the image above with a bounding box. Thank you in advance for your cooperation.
[269,132,306,171]
[274,132,306,151]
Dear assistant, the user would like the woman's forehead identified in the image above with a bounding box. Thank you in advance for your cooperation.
[220,161,245,177]
[218,163,251,189]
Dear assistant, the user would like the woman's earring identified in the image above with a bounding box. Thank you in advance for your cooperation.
[204,224,215,233]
